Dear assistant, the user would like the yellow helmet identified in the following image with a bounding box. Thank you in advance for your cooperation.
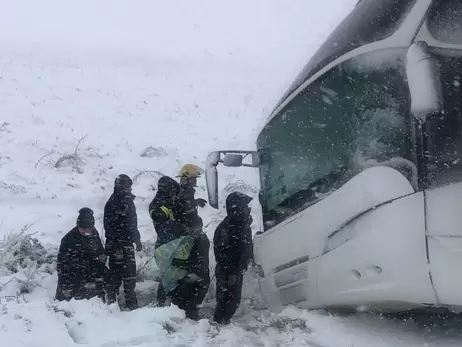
[177,164,203,178]
[177,164,204,186]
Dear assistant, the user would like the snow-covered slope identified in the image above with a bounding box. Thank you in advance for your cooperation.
[2,0,462,346]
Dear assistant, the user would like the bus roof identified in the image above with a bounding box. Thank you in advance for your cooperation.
[268,0,417,119]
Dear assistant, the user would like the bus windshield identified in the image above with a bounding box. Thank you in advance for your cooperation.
[425,50,462,187]
[257,49,413,229]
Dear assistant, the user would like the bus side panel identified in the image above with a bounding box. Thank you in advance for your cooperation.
[317,192,436,310]
[426,182,462,306]
[257,257,322,313]
[253,166,415,277]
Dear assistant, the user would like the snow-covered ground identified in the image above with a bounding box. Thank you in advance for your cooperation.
[2,0,462,346]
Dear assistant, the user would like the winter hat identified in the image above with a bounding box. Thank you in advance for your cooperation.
[77,207,95,228]
[115,174,133,190]
[226,192,253,216]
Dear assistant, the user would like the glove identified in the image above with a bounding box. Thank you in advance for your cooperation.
[62,289,73,298]
[184,273,202,283]
[228,275,237,286]
[98,254,107,264]
[195,198,207,208]
[61,285,74,298]
[105,241,115,256]
[115,249,124,260]
[135,240,143,252]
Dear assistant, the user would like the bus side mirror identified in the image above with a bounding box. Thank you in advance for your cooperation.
[205,150,259,210]
[406,41,443,121]
[205,152,220,209]
[223,152,259,167]
[223,154,243,167]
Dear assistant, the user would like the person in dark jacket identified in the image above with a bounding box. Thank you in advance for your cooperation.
[149,176,180,231]
[158,218,210,321]
[153,200,210,320]
[213,192,254,324]
[149,175,180,306]
[175,165,211,320]
[153,216,191,310]
[56,208,111,302]
[104,174,142,310]
[176,164,207,231]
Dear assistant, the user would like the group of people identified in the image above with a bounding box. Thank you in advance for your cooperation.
[55,164,254,324]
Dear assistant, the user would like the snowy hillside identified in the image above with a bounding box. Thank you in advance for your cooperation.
[2,0,462,346]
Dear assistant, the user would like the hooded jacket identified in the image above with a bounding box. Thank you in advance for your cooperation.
[149,176,180,231]
[188,228,210,281]
[213,192,254,275]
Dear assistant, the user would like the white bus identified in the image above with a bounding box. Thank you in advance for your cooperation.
[205,0,462,313]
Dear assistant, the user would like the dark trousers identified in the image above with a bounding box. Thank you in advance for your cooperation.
[108,244,138,310]
[213,265,244,324]
[91,261,114,302]
[196,275,210,305]
[157,281,167,306]
[170,276,210,320]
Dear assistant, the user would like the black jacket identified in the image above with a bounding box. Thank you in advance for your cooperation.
[56,227,105,290]
[149,176,179,231]
[154,219,188,248]
[176,184,202,228]
[213,192,253,276]
[104,189,140,253]
[188,230,210,280]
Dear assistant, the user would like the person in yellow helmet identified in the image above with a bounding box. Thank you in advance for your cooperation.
[176,164,207,228]
[174,164,210,319]
[177,164,204,190]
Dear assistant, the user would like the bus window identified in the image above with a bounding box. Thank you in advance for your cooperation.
[276,0,417,111]
[425,52,462,187]
[257,49,413,229]
[427,0,462,44]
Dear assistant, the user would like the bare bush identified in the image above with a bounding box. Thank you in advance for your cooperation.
[0,181,28,195]
[217,180,259,210]
[35,151,56,168]
[132,169,165,183]
[54,135,87,173]
[223,180,258,196]
[0,222,57,294]
[136,240,158,282]
[35,135,88,172]
[0,121,10,133]
[140,146,168,158]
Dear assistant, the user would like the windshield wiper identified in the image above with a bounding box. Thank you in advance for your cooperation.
[274,166,348,213]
